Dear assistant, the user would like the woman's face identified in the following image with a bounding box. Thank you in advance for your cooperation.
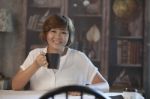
[46,28,69,51]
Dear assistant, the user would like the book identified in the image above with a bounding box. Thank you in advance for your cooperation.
[117,40,142,65]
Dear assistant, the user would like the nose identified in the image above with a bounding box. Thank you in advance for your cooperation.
[55,30,61,38]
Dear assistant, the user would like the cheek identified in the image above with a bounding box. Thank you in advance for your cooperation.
[46,33,52,40]
[46,37,52,44]
[64,35,69,42]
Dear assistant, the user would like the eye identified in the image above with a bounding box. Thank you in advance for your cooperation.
[50,30,57,33]
[61,31,68,34]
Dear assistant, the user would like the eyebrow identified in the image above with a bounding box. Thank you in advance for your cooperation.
[55,27,67,29]
[51,28,68,31]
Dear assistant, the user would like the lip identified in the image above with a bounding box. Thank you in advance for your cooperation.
[53,40,62,44]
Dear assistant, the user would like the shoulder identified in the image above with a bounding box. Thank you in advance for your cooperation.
[68,48,85,56]
[67,48,88,59]
[67,48,96,70]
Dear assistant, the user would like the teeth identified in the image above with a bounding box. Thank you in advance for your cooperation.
[52,39,62,44]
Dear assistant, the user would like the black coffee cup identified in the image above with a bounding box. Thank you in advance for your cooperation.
[45,53,60,69]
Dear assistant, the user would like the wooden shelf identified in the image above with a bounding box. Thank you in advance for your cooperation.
[115,64,142,68]
[29,5,61,9]
[111,36,143,40]
[71,14,102,18]
[27,29,42,32]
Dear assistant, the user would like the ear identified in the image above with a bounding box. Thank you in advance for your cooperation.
[44,34,47,41]
[40,32,47,42]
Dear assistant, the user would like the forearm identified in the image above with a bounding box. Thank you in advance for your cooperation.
[88,82,110,92]
[12,61,40,90]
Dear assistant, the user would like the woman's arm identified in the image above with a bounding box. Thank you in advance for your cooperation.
[12,53,48,90]
[68,73,109,96]
[12,61,40,90]
[89,73,110,92]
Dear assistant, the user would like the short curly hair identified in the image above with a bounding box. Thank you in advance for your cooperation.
[41,14,75,46]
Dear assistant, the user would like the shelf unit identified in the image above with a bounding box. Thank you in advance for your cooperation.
[108,0,144,90]
[68,0,103,71]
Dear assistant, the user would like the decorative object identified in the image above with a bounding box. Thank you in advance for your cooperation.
[86,0,101,15]
[83,0,90,6]
[112,0,140,36]
[86,25,101,43]
[113,0,139,22]
[86,25,101,59]
[0,8,13,32]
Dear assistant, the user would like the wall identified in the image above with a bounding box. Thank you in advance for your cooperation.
[0,0,26,77]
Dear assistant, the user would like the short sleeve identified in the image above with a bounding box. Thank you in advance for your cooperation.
[87,65,98,84]
[20,48,42,71]
[86,57,98,84]
[20,51,34,71]
[20,48,46,71]
[78,52,99,84]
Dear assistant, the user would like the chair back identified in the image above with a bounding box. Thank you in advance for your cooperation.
[40,85,109,99]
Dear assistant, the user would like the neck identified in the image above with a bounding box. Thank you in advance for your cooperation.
[47,47,68,56]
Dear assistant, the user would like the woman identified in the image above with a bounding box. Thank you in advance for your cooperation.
[12,15,109,94]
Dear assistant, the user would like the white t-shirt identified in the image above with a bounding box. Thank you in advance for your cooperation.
[20,47,98,90]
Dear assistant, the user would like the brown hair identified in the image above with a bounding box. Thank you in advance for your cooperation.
[41,14,75,46]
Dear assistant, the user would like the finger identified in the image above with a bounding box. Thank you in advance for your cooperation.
[43,61,47,65]
[44,62,48,67]
[40,51,46,56]
[43,56,47,60]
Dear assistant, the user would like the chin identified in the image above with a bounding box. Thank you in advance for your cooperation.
[53,46,64,50]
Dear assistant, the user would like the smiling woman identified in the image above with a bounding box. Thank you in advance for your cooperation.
[12,14,109,93]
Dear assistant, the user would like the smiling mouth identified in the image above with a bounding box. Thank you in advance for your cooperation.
[53,41,64,45]
[53,40,61,43]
